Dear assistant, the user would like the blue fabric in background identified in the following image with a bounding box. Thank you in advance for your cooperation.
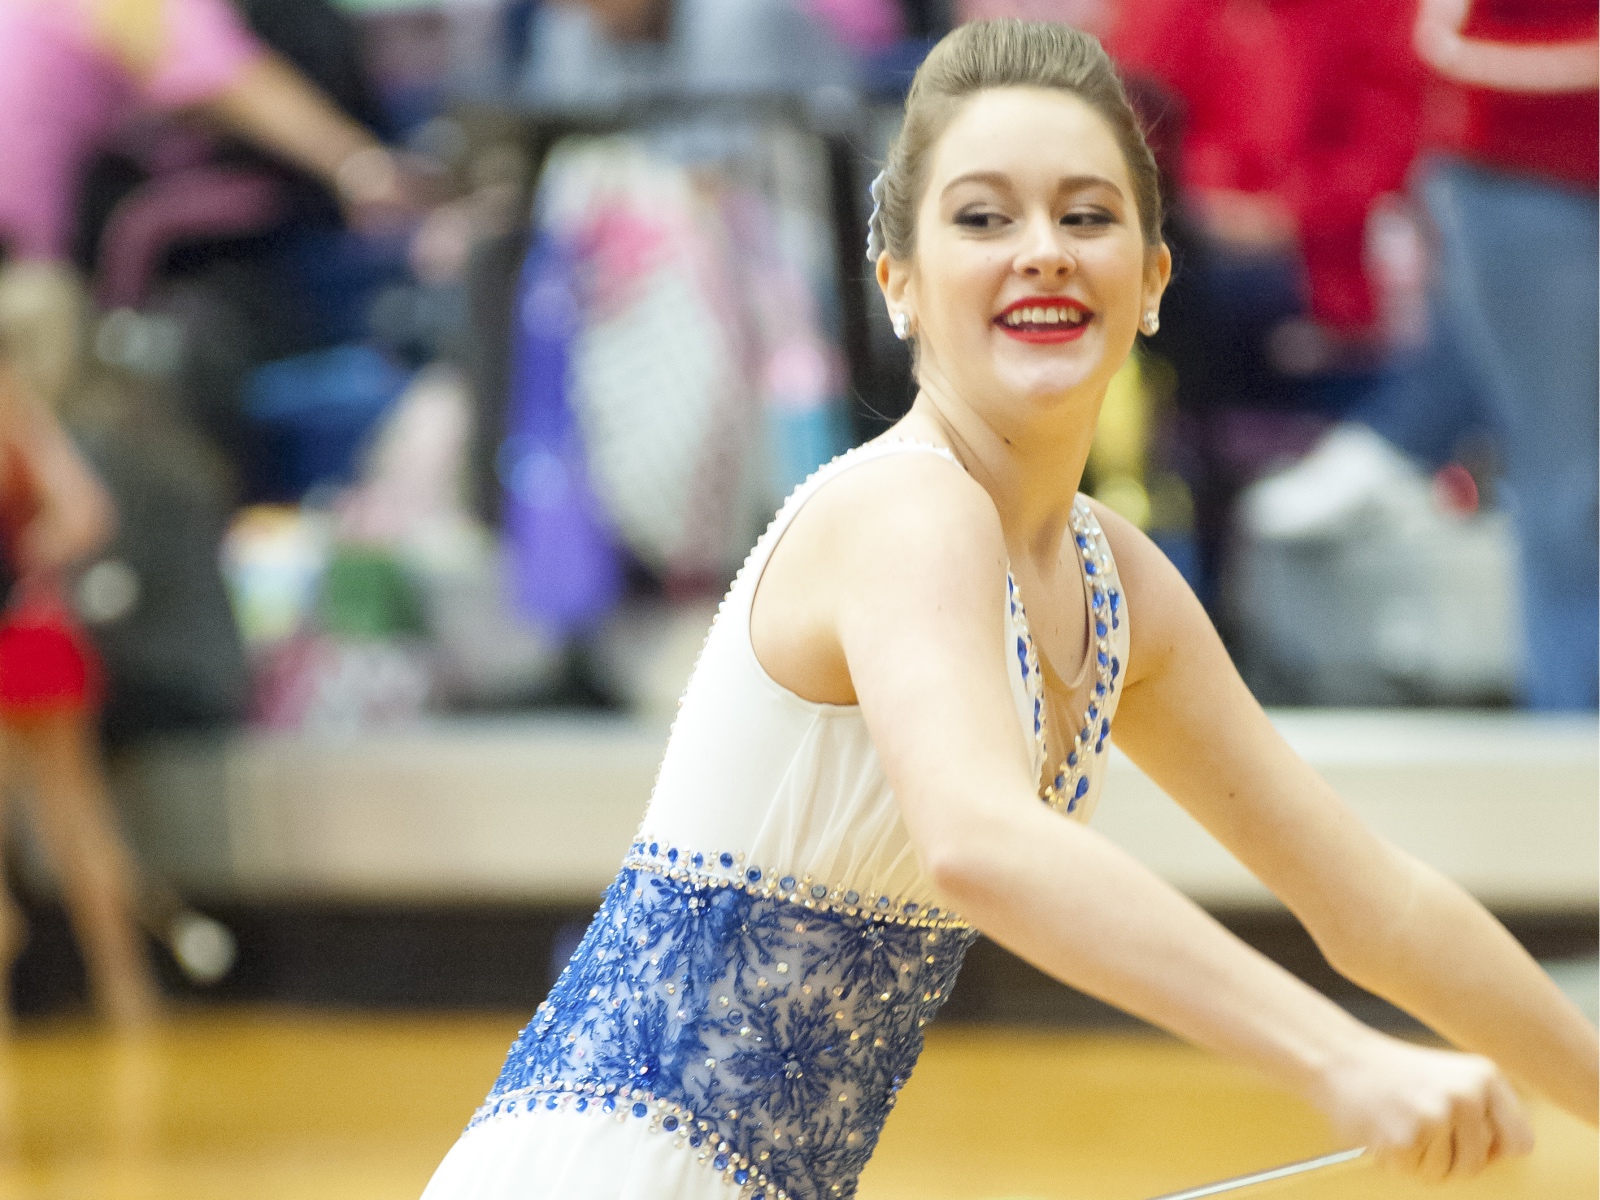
[245,343,412,500]
[500,233,624,638]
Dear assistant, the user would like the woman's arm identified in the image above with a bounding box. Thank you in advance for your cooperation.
[783,454,1533,1180]
[203,55,425,229]
[1414,0,1599,94]
[91,0,427,228]
[0,364,116,578]
[1098,501,1599,1127]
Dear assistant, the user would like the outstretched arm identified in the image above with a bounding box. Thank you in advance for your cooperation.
[91,0,427,228]
[1099,500,1599,1128]
[203,55,420,225]
[786,453,1534,1181]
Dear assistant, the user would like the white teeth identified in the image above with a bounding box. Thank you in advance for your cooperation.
[1001,305,1090,327]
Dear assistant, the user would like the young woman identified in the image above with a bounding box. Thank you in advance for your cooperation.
[422,20,1598,1199]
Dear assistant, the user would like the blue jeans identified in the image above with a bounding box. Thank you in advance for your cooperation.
[1364,158,1599,710]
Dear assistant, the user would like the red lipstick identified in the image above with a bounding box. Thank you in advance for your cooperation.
[993,297,1093,344]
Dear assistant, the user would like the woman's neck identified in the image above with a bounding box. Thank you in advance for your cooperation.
[895,384,1098,569]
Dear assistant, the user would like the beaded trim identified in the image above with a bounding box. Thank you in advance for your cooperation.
[475,1079,779,1196]
[474,1077,830,1200]
[1009,499,1124,817]
[624,837,971,931]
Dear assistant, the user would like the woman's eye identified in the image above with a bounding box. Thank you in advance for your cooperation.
[955,210,1006,230]
[1061,209,1115,228]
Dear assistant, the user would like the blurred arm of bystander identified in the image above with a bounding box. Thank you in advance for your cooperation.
[205,54,442,232]
[92,0,438,232]
[1414,0,1599,94]
[0,363,115,583]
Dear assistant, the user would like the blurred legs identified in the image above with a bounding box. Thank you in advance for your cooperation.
[9,711,158,1028]
[1421,159,1600,709]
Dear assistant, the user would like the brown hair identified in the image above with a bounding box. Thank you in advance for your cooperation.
[869,20,1163,259]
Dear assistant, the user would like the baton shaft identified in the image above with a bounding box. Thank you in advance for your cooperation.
[1145,1147,1366,1200]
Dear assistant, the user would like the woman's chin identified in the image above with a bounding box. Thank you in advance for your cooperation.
[984,334,1109,397]
[993,361,1104,409]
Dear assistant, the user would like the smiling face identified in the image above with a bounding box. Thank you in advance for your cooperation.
[880,86,1170,432]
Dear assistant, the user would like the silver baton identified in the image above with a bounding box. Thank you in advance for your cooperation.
[1145,1147,1367,1200]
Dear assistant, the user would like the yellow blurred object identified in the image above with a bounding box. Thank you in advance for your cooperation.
[0,262,85,412]
[1092,351,1149,484]
[89,0,169,79]
[1094,473,1150,528]
[1088,349,1191,534]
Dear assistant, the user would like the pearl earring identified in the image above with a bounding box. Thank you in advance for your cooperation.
[1142,310,1160,335]
[892,312,911,340]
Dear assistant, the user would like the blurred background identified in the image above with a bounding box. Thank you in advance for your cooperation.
[0,0,1594,1196]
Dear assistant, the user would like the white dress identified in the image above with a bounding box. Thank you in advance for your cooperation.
[421,440,1131,1200]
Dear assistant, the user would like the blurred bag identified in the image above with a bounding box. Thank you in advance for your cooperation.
[540,135,754,579]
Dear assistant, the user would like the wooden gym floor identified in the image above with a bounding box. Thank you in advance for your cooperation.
[1,1009,1593,1200]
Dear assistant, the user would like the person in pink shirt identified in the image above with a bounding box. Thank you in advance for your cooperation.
[0,0,417,271]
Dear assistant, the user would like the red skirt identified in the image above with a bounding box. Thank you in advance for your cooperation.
[0,595,101,714]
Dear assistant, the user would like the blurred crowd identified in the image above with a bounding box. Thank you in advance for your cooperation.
[0,0,1591,1025]
[0,0,1594,741]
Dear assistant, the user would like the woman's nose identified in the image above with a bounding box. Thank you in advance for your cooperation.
[1015,218,1074,279]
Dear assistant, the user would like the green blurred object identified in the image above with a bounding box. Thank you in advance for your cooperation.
[317,546,430,640]
[331,0,440,13]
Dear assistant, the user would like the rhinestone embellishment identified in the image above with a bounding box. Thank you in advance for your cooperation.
[1008,499,1123,817]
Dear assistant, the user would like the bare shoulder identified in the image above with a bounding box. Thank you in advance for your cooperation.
[1080,496,1211,688]
[753,448,1008,704]
[806,448,1006,578]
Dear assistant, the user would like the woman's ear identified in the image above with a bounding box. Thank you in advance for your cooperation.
[1144,241,1173,312]
[877,251,914,329]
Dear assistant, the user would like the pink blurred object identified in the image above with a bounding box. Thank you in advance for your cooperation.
[799,0,903,53]
[252,632,434,733]
[1432,463,1480,517]
[0,0,265,262]
[95,166,287,310]
[955,0,1117,36]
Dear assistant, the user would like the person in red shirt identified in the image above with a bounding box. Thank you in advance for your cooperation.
[1110,0,1428,344]
[1247,0,1598,710]
[1105,0,1429,605]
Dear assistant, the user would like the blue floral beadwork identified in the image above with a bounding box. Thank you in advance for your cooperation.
[475,850,975,1200]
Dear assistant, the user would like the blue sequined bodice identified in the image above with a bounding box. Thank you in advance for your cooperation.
[478,842,975,1200]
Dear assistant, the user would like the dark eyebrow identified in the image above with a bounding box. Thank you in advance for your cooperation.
[941,171,1125,200]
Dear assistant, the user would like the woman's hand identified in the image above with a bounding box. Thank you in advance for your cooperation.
[1315,1032,1536,1182]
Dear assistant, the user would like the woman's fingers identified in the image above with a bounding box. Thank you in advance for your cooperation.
[1417,1119,1455,1182]
[1487,1074,1537,1161]
[1372,1130,1426,1176]
[1449,1094,1494,1178]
